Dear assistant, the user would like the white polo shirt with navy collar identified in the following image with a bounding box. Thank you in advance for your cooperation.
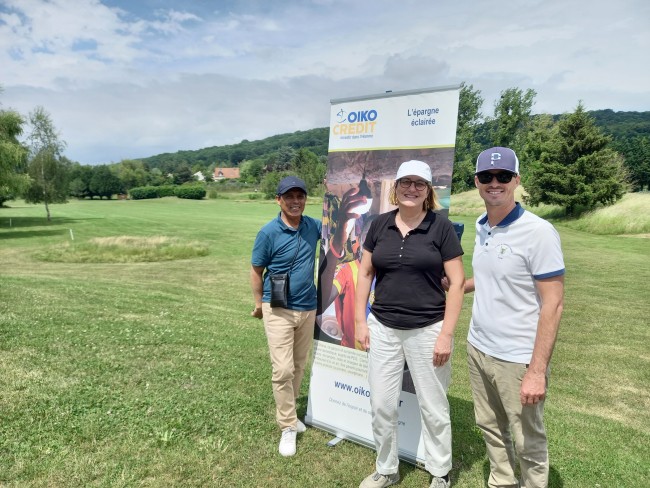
[468,203,565,364]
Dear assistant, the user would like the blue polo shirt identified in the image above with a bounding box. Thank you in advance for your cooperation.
[251,213,322,311]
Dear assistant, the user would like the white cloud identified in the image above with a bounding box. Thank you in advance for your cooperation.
[0,0,648,164]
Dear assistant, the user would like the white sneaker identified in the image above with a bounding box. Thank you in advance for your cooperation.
[430,476,450,488]
[296,419,307,433]
[359,471,400,488]
[278,427,297,457]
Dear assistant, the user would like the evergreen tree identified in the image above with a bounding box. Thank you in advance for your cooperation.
[519,114,556,188]
[525,102,627,216]
[614,136,650,191]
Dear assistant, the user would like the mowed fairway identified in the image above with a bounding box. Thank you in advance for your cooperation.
[1,197,648,487]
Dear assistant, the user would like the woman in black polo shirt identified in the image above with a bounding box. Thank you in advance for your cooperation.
[355,160,465,488]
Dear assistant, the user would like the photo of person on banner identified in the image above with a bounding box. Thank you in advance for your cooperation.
[319,187,374,350]
[354,160,465,488]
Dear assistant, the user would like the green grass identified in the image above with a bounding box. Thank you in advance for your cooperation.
[0,197,648,487]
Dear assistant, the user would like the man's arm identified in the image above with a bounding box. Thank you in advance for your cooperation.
[250,265,265,319]
[442,276,475,293]
[464,277,475,293]
[520,275,564,405]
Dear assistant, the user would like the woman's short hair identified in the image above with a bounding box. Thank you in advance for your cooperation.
[388,180,441,211]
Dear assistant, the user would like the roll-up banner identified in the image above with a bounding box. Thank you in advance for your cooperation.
[307,85,461,465]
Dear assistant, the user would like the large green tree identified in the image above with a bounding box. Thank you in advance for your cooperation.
[525,102,627,215]
[112,159,150,190]
[292,148,326,195]
[239,158,265,184]
[0,104,30,206]
[452,82,484,193]
[23,107,70,220]
[68,163,95,199]
[89,165,123,199]
[519,114,557,188]
[173,163,194,185]
[490,87,537,153]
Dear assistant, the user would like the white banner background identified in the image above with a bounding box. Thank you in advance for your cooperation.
[307,85,460,466]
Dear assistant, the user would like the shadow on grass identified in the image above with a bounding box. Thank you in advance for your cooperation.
[0,228,69,240]
[0,216,83,228]
[0,216,103,240]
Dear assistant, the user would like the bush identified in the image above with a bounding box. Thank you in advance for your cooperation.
[157,185,176,197]
[175,185,206,200]
[129,186,160,200]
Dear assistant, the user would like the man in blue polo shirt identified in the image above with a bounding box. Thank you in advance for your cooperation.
[250,176,322,457]
[463,147,565,488]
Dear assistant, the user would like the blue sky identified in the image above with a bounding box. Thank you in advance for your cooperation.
[1,0,648,165]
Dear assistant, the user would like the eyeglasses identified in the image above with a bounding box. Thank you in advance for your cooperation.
[476,171,516,184]
[398,178,428,191]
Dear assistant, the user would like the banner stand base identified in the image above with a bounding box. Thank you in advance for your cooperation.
[326,436,344,448]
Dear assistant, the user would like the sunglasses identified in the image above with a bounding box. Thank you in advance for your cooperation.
[398,178,428,191]
[476,171,515,184]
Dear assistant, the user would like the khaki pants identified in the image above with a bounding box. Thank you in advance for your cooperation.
[262,303,315,430]
[467,343,549,488]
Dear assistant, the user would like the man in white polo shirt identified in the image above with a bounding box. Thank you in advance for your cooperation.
[463,147,565,488]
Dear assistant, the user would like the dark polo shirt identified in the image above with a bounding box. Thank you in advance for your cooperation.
[363,209,463,329]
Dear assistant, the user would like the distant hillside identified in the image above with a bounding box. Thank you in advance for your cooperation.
[589,109,650,138]
[139,111,649,174]
[141,127,328,174]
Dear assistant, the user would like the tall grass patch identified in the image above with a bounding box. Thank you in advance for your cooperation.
[34,235,209,263]
[563,192,650,235]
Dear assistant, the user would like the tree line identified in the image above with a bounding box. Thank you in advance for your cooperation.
[1,84,648,220]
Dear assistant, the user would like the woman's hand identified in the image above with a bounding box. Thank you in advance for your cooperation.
[356,321,370,351]
[433,333,452,366]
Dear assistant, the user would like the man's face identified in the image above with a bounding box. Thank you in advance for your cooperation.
[475,170,520,209]
[276,189,306,219]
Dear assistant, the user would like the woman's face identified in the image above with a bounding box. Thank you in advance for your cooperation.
[396,175,429,209]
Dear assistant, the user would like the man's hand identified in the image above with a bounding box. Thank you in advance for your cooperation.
[251,306,263,319]
[440,276,450,292]
[520,370,547,406]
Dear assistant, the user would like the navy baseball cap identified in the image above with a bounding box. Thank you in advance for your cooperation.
[277,176,307,196]
[475,147,519,174]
